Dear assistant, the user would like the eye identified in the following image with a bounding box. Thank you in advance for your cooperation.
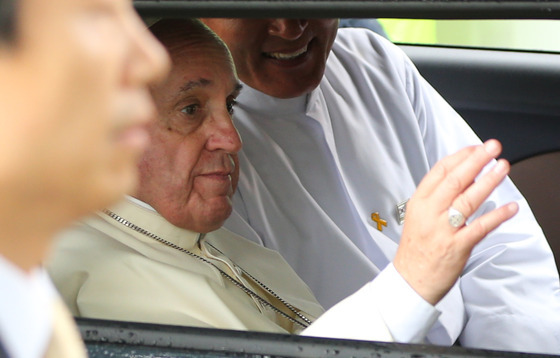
[226,99,237,115]
[181,104,199,116]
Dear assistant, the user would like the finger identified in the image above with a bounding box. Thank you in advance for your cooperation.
[429,140,502,208]
[451,158,510,219]
[415,140,501,199]
[456,202,519,249]
[415,145,478,198]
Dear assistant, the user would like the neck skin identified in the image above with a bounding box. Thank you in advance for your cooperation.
[0,158,72,273]
[0,181,91,272]
[0,230,52,273]
[0,69,73,273]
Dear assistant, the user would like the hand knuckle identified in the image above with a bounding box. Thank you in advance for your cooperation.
[446,174,463,192]
[469,219,489,238]
[455,195,474,215]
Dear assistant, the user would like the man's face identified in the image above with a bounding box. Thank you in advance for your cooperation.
[136,37,242,233]
[0,0,170,222]
[201,19,339,99]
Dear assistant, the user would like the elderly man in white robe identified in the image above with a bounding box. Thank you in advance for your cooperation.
[47,18,517,344]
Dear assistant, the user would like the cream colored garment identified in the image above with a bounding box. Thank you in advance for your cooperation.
[47,199,323,334]
[43,298,87,358]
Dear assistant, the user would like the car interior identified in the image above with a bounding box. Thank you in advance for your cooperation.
[81,1,560,357]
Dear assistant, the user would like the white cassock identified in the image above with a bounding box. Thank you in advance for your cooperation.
[47,198,439,343]
[224,27,560,353]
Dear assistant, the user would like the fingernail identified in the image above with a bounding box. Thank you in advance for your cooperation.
[507,202,519,214]
[493,159,509,175]
[484,139,500,156]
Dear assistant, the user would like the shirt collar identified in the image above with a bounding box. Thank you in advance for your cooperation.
[237,82,310,116]
[0,256,55,358]
[126,195,156,212]
[101,197,202,251]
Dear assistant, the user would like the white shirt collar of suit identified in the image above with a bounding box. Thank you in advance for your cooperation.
[0,256,56,358]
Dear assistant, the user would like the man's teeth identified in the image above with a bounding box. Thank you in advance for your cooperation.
[266,45,308,60]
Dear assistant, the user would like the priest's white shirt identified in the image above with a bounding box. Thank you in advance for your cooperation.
[47,198,440,343]
[224,28,560,353]
[0,256,54,358]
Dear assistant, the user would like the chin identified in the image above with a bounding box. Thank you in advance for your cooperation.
[192,220,224,234]
[196,209,232,234]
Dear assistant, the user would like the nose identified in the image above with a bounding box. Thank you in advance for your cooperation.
[268,19,309,40]
[123,14,171,87]
[206,111,243,154]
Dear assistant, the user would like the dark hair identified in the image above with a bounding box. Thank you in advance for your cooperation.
[0,0,17,43]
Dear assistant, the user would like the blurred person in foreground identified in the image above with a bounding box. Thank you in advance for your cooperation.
[48,19,517,346]
[199,18,560,353]
[0,0,169,356]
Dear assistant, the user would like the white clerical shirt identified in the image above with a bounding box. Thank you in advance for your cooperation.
[223,27,560,353]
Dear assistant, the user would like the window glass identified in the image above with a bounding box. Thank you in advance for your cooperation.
[378,19,560,52]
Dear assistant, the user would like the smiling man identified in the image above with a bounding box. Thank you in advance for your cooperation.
[200,18,560,354]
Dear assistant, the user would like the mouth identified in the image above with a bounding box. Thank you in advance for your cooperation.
[114,123,150,153]
[263,43,309,61]
[197,172,234,197]
[201,172,232,181]
[114,91,156,151]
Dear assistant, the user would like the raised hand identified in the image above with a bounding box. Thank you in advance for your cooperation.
[393,139,519,305]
